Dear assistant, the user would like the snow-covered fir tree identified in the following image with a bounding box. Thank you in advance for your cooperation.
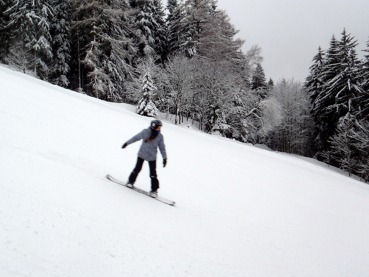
[49,0,71,87]
[361,39,369,91]
[311,34,345,152]
[323,114,369,181]
[197,7,243,63]
[5,0,54,79]
[251,63,267,92]
[152,0,168,64]
[267,78,274,91]
[166,0,187,57]
[136,71,159,117]
[358,39,369,119]
[71,0,107,97]
[70,0,136,100]
[305,46,326,152]
[0,0,12,62]
[130,0,160,62]
[326,30,362,115]
[306,30,369,179]
[223,90,248,141]
[101,0,137,100]
[222,87,279,144]
[183,0,244,64]
[305,47,325,106]
[182,0,215,57]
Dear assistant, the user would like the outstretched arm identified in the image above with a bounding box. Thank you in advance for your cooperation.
[123,129,146,148]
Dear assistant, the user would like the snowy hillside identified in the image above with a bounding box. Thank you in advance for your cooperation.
[1,65,369,277]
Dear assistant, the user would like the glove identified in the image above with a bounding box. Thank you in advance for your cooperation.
[163,159,167,168]
[122,143,128,149]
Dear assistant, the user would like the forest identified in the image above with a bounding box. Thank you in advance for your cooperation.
[0,0,368,181]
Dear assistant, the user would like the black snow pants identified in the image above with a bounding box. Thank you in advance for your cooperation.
[128,157,159,192]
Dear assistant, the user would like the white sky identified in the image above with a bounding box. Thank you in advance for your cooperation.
[163,0,369,82]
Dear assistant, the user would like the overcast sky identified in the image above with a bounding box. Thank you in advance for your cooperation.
[163,0,369,82]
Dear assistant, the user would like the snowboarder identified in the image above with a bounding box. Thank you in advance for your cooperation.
[122,119,167,198]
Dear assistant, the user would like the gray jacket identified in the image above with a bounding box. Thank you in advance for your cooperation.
[126,128,167,161]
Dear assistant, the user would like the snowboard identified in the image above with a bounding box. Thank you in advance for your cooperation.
[106,174,175,206]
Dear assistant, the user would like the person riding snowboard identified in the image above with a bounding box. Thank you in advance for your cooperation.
[122,119,167,198]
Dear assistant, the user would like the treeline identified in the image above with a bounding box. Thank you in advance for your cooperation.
[0,1,368,181]
[305,29,369,181]
[0,0,253,99]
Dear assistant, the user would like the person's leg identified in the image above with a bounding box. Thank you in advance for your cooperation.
[148,160,159,192]
[128,157,144,185]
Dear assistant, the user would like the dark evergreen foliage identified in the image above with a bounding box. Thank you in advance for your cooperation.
[0,0,12,62]
[70,0,135,100]
[306,29,369,181]
[5,0,54,79]
[166,0,186,57]
[251,63,267,92]
[358,39,369,119]
[49,0,72,87]
[136,71,159,117]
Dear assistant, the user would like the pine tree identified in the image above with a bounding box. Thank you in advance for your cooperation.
[326,30,362,115]
[70,0,136,100]
[323,114,357,169]
[183,0,244,62]
[267,78,274,91]
[166,0,187,57]
[305,46,325,105]
[0,0,12,62]
[251,63,267,92]
[358,38,369,119]
[5,0,54,79]
[136,71,159,117]
[223,90,248,141]
[182,0,214,57]
[197,7,244,68]
[103,0,137,100]
[305,46,325,152]
[324,115,369,181]
[131,0,159,61]
[152,0,168,64]
[312,36,339,119]
[311,31,362,152]
[2,0,32,72]
[49,0,72,87]
[312,36,338,152]
[361,39,369,90]
[84,23,107,98]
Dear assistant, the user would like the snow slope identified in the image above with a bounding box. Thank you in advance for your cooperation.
[1,65,369,276]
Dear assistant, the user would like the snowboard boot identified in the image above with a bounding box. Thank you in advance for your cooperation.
[126,182,134,188]
[149,190,158,198]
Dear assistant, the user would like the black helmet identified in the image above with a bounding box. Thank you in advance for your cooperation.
[150,119,163,130]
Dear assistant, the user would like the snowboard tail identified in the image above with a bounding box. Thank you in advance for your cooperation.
[106,175,175,206]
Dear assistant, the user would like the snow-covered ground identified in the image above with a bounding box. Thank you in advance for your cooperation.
[1,65,369,276]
